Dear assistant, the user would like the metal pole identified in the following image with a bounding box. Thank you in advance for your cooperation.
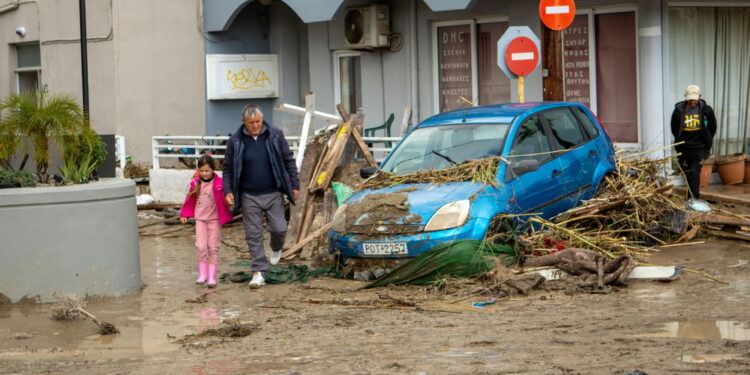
[79,0,89,119]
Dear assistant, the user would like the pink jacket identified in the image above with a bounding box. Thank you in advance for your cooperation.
[180,176,233,225]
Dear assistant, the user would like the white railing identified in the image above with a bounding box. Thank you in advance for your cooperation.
[151,135,400,169]
[115,135,127,169]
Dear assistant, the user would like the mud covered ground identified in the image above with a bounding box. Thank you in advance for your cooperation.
[1,217,749,375]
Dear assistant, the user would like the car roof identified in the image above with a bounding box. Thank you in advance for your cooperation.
[416,102,585,128]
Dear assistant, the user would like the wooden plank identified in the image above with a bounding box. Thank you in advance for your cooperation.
[297,192,318,244]
[282,138,323,250]
[695,213,750,227]
[351,127,378,167]
[708,229,750,242]
[282,223,333,260]
[308,121,354,193]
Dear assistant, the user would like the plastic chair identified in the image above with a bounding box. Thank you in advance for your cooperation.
[364,113,395,148]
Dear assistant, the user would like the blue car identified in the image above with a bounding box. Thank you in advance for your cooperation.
[329,102,616,259]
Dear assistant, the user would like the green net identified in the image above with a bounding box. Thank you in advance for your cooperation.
[364,239,516,289]
[223,263,333,284]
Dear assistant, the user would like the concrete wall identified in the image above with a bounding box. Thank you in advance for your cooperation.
[113,0,206,163]
[0,179,142,303]
[0,0,206,166]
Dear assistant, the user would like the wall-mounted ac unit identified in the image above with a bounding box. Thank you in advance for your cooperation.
[344,4,390,49]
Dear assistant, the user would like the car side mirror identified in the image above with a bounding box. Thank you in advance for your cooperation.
[360,166,379,179]
[512,159,540,176]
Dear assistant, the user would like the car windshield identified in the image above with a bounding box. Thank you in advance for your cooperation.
[380,123,510,175]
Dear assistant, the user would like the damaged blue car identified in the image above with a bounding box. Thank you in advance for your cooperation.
[329,102,616,259]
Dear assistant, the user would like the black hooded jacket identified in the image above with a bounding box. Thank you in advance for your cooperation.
[670,99,717,152]
[223,122,300,214]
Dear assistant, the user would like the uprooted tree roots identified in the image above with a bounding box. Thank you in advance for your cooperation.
[51,292,120,335]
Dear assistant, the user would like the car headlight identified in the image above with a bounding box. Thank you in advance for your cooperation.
[424,200,470,232]
[330,203,348,232]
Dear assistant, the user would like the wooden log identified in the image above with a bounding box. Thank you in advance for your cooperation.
[708,229,750,242]
[694,213,750,227]
[282,223,333,260]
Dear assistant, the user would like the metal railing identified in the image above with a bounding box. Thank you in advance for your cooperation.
[151,135,401,169]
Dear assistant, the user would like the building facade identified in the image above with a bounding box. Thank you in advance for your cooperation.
[2,0,748,166]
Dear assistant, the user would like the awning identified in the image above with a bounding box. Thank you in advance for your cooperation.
[422,0,475,12]
[203,0,345,32]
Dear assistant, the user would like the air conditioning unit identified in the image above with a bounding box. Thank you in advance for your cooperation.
[344,4,390,49]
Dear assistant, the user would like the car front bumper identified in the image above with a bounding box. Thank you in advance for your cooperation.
[328,217,491,258]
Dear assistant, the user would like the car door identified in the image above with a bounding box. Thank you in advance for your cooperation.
[504,114,566,219]
[540,107,597,209]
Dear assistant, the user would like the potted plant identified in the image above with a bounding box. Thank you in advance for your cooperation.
[0,90,87,183]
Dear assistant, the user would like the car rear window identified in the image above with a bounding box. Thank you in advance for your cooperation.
[571,106,600,138]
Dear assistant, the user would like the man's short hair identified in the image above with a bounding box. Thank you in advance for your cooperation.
[242,104,263,119]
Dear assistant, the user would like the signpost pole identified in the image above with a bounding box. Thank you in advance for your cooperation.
[518,76,525,103]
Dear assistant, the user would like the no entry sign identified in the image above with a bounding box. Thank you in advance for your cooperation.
[539,0,576,31]
[504,37,539,77]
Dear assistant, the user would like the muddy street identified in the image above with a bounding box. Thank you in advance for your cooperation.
[1,222,749,375]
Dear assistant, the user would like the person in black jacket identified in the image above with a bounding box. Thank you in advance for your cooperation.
[671,85,717,201]
[223,105,300,288]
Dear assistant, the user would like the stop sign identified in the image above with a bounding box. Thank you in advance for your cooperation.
[504,37,539,76]
[539,0,576,31]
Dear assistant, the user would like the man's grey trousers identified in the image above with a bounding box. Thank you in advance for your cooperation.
[240,191,287,277]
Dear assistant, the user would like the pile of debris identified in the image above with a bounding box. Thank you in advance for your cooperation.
[281,105,377,261]
[359,156,501,190]
[497,155,682,258]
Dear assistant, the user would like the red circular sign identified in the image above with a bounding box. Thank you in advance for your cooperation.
[539,0,576,31]
[504,37,539,76]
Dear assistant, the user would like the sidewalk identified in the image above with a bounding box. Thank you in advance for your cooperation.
[700,183,750,207]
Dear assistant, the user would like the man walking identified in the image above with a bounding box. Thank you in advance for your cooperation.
[670,84,717,201]
[223,105,300,288]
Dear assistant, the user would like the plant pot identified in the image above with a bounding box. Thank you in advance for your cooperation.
[700,157,714,187]
[744,156,750,184]
[715,154,745,185]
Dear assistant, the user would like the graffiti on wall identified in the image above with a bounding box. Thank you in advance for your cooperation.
[226,68,272,90]
[207,54,279,99]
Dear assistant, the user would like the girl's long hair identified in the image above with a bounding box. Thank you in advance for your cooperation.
[188,154,216,196]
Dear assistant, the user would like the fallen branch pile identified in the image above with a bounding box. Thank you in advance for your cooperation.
[359,156,501,191]
[491,155,684,258]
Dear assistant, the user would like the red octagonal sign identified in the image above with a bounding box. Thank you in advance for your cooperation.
[539,0,576,31]
[504,37,539,77]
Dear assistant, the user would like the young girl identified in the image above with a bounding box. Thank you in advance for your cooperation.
[180,155,233,288]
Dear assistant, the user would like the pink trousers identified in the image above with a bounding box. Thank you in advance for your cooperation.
[195,219,221,264]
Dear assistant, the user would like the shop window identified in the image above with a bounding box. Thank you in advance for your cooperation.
[546,9,638,145]
[15,44,41,95]
[434,19,510,113]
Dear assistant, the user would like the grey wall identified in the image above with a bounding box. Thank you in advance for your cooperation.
[204,2,273,136]
[0,179,142,303]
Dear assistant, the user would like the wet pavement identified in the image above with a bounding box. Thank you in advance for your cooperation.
[1,224,749,374]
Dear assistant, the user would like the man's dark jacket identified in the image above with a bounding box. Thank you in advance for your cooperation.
[670,99,717,153]
[223,122,300,214]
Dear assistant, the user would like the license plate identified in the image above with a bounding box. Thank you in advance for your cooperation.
[362,242,408,256]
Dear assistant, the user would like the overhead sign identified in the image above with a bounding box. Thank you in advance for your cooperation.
[497,26,542,79]
[505,37,539,77]
[539,0,576,31]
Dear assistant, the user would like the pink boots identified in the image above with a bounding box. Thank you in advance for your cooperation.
[196,262,208,284]
[207,263,217,288]
[196,262,217,288]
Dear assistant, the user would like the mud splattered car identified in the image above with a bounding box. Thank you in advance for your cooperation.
[330,102,616,259]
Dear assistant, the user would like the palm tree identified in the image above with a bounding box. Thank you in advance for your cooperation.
[0,90,85,182]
